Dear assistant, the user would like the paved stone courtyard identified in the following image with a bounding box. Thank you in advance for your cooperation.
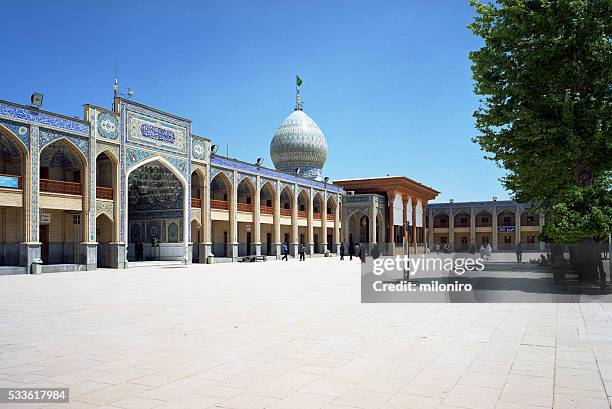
[1,258,612,409]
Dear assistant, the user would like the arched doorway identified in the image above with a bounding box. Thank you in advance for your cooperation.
[39,139,86,265]
[279,186,293,249]
[210,172,232,257]
[0,130,26,267]
[326,196,337,251]
[259,181,276,256]
[297,189,310,251]
[313,193,323,253]
[96,213,113,267]
[348,211,369,247]
[237,177,255,256]
[126,159,187,263]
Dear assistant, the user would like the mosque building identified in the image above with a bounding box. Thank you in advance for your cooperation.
[0,81,439,274]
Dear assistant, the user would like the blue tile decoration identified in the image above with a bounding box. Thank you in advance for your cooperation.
[0,175,19,188]
[97,111,119,140]
[30,126,39,242]
[39,128,88,160]
[0,101,88,136]
[191,136,208,161]
[0,118,29,149]
[120,100,192,243]
[123,101,189,155]
[211,155,342,193]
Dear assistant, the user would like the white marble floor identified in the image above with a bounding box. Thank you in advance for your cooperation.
[1,257,611,409]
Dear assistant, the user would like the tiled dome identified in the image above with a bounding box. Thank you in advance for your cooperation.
[270,109,328,180]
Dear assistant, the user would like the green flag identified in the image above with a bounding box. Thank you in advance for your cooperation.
[296,75,302,87]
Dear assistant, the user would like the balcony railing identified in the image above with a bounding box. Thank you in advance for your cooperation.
[191,197,202,208]
[260,205,273,215]
[237,203,252,212]
[298,210,307,218]
[475,220,492,227]
[434,222,449,228]
[0,173,22,189]
[96,186,113,200]
[211,199,229,210]
[40,179,81,195]
[280,208,292,217]
[327,214,335,221]
[313,212,322,220]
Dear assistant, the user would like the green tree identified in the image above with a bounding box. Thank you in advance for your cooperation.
[468,0,612,280]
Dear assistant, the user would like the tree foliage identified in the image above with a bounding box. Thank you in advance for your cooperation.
[469,0,612,242]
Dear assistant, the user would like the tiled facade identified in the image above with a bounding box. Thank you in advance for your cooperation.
[0,97,344,273]
[428,200,546,251]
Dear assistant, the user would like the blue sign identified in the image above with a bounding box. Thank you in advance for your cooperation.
[0,175,19,189]
[498,226,516,232]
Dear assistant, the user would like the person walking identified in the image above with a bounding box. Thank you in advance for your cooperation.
[354,244,360,261]
[282,242,288,261]
[435,243,440,254]
[349,243,355,261]
[485,243,492,260]
[299,242,305,261]
[516,241,523,263]
[360,245,367,264]
[340,243,345,260]
[479,245,486,260]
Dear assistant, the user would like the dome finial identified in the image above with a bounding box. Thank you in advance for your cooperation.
[295,75,303,111]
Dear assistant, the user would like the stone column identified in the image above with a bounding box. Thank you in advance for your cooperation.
[307,188,314,256]
[402,197,408,254]
[333,195,340,254]
[411,200,417,247]
[422,202,428,248]
[80,128,97,270]
[226,170,238,259]
[428,207,434,245]
[492,205,498,251]
[290,186,298,257]
[370,198,377,246]
[252,175,261,256]
[321,194,328,253]
[20,125,40,272]
[273,180,281,258]
[387,191,395,254]
[200,166,212,262]
[469,206,476,249]
[109,146,126,268]
[449,205,455,251]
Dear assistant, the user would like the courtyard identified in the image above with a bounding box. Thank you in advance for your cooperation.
[1,257,612,409]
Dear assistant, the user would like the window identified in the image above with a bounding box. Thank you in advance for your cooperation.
[481,217,489,223]
[504,235,512,244]
[504,216,511,224]
[72,214,80,225]
[461,217,467,224]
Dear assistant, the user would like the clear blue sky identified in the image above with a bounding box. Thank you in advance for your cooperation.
[1,0,510,203]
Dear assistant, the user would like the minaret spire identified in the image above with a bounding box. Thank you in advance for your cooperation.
[295,74,303,111]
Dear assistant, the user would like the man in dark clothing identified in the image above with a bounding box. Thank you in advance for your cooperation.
[299,242,305,261]
[349,243,355,261]
[282,243,288,261]
[360,244,367,264]
[516,242,523,263]
[340,243,345,260]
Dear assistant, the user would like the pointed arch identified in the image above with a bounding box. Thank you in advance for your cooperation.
[0,123,28,157]
[125,156,189,252]
[40,136,87,166]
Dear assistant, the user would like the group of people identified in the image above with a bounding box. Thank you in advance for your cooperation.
[339,242,367,263]
[279,242,368,263]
